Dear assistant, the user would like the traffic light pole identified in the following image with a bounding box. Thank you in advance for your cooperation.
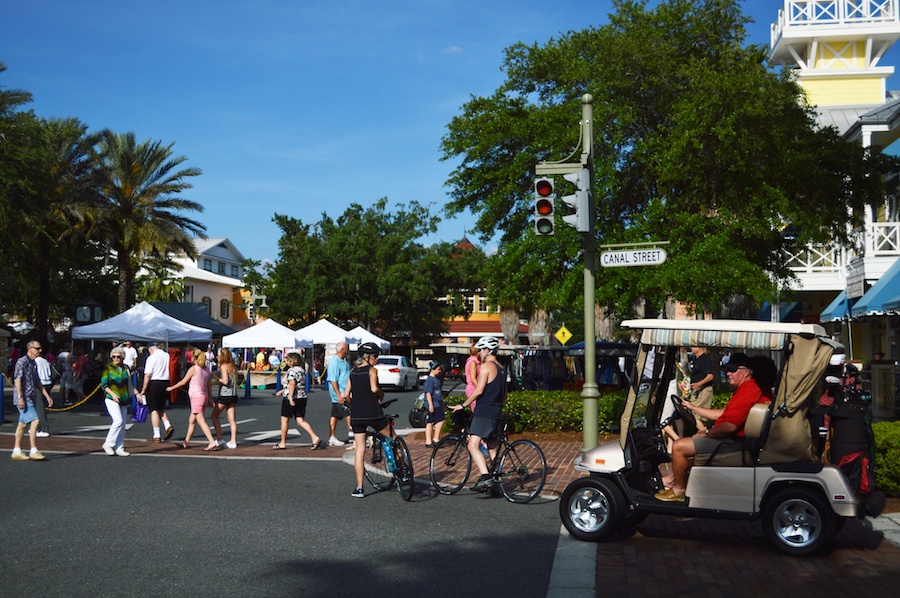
[536,94,597,451]
[579,95,600,452]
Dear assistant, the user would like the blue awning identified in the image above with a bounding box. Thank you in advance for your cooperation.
[883,294,900,313]
[851,258,900,317]
[820,290,854,322]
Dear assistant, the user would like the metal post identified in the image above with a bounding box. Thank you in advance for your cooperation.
[579,94,600,451]
[0,373,5,423]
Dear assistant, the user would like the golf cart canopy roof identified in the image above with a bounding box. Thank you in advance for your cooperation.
[621,319,830,352]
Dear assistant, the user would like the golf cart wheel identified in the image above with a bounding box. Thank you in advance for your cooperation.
[762,487,836,556]
[559,477,624,542]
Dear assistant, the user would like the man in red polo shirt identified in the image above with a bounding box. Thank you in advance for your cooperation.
[655,352,772,502]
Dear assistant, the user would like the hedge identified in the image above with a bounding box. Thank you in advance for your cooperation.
[873,421,900,496]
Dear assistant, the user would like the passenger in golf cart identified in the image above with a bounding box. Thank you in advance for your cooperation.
[655,352,773,502]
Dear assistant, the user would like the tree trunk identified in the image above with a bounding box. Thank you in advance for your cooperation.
[595,303,615,341]
[528,308,549,346]
[499,305,519,345]
[117,251,134,313]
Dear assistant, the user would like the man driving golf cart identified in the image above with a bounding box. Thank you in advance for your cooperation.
[655,353,772,502]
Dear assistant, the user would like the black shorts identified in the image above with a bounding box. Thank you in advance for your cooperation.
[426,407,446,424]
[216,393,238,407]
[281,397,308,419]
[146,380,168,414]
[351,417,390,435]
[331,403,351,420]
[469,416,501,441]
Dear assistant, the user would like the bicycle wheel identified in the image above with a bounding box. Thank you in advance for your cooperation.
[498,439,547,503]
[392,436,415,501]
[363,434,395,491]
[429,435,472,495]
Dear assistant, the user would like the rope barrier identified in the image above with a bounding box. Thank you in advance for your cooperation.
[46,382,103,412]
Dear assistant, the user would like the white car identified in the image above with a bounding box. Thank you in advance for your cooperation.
[375,355,419,390]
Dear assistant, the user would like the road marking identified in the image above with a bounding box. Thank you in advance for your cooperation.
[244,429,303,442]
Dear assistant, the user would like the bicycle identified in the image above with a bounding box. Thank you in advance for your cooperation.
[361,398,415,501]
[429,409,547,503]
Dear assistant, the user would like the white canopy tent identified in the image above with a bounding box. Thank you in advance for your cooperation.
[222,318,313,349]
[346,326,390,350]
[71,301,212,343]
[293,319,350,345]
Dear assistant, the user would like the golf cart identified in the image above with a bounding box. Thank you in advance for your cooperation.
[559,319,884,556]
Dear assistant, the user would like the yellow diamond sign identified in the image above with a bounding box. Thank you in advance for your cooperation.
[555,326,573,345]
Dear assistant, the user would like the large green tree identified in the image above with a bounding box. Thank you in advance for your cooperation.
[96,131,206,313]
[268,198,474,339]
[441,0,887,324]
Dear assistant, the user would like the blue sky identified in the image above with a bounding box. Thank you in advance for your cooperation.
[2,1,895,263]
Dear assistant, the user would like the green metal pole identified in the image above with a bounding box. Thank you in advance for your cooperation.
[580,94,600,451]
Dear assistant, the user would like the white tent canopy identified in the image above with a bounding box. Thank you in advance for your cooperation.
[222,318,313,349]
[71,301,212,343]
[293,319,350,345]
[346,326,390,350]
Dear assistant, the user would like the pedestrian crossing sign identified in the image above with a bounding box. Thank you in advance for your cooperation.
[555,326,573,345]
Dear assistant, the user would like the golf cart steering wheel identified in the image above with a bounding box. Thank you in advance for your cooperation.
[670,394,696,426]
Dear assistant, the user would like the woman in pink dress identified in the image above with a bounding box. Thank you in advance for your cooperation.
[167,348,217,451]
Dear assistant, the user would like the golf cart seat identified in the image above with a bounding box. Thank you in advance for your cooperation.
[693,402,773,467]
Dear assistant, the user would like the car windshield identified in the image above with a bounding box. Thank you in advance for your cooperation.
[377,357,399,366]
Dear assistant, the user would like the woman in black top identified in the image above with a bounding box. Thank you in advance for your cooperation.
[348,342,389,497]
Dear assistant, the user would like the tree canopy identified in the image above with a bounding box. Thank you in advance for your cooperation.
[267,198,481,339]
[441,0,889,322]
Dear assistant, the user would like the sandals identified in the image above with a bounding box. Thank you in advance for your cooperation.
[203,444,219,452]
[273,444,286,450]
[310,439,323,450]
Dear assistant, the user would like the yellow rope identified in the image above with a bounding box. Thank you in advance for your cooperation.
[46,382,104,412]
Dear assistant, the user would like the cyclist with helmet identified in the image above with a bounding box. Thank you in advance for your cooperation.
[348,342,389,498]
[451,336,507,491]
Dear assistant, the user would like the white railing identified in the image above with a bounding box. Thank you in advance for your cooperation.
[772,0,899,46]
[785,221,900,274]
[785,244,850,273]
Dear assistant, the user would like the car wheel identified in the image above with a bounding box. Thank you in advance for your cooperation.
[559,477,624,542]
[762,487,836,556]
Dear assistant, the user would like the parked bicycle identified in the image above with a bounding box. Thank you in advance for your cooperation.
[429,410,547,503]
[361,398,415,501]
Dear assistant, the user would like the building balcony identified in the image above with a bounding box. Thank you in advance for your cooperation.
[787,220,900,290]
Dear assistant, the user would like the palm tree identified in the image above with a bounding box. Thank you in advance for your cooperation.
[97,131,206,312]
[135,263,186,303]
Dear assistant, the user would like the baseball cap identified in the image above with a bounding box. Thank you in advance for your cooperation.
[722,352,751,373]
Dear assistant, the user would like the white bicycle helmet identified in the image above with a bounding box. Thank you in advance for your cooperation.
[474,336,500,354]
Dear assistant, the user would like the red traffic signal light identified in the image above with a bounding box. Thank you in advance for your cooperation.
[535,178,554,197]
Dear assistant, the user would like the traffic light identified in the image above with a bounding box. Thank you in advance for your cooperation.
[534,177,555,236]
[561,168,591,233]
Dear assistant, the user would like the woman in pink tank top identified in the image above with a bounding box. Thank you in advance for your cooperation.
[167,348,217,451]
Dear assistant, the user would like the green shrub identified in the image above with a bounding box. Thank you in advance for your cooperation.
[873,420,900,496]
[443,388,627,434]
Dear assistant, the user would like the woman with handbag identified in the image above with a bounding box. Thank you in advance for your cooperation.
[100,347,135,456]
[212,347,239,449]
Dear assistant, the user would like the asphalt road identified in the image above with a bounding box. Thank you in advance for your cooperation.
[1,380,563,598]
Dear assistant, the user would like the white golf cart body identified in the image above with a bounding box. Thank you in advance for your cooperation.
[560,319,865,556]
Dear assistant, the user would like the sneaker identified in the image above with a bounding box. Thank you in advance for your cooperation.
[472,474,494,492]
[328,436,345,447]
[36,431,50,438]
[11,452,30,461]
[115,449,130,457]
[215,440,225,448]
[102,444,115,456]
[351,487,365,498]
[29,452,46,461]
[226,441,237,449]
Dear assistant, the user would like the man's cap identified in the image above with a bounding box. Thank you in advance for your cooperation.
[722,352,751,373]
[147,342,158,348]
[428,360,442,371]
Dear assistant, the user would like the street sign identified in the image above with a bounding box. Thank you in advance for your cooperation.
[600,249,667,268]
[555,326,573,345]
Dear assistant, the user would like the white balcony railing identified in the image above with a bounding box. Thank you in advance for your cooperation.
[772,0,900,46]
[786,221,900,276]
